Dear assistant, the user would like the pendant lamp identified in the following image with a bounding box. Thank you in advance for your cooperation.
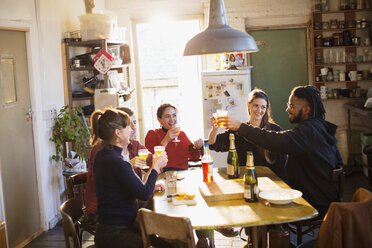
[183,0,258,56]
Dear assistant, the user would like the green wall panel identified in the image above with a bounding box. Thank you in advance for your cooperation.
[250,28,308,130]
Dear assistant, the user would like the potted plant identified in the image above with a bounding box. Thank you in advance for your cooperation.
[50,105,91,163]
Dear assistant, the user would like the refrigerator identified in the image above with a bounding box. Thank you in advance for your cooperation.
[201,67,253,168]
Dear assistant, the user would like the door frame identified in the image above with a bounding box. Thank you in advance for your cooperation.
[245,23,313,86]
[0,20,46,235]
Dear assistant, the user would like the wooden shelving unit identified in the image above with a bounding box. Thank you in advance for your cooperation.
[310,8,372,100]
[62,39,131,107]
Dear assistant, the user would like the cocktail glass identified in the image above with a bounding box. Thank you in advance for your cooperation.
[173,123,181,142]
[154,146,165,157]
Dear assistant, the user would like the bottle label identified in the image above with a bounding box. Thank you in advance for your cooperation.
[208,162,214,177]
[244,188,252,199]
[227,163,234,175]
[253,184,258,195]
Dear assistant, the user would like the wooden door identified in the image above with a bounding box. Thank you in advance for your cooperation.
[250,28,308,130]
[0,29,40,247]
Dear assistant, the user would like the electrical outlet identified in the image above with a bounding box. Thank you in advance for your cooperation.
[43,106,57,129]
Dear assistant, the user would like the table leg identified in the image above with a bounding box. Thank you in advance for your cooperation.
[208,229,215,248]
[261,226,267,248]
[252,226,258,248]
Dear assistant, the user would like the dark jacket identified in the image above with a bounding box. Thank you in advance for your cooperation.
[237,118,343,216]
[210,122,287,182]
[94,145,158,226]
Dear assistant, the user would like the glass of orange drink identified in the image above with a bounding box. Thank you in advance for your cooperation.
[213,109,228,127]
[138,149,149,160]
[154,146,165,157]
[173,123,181,142]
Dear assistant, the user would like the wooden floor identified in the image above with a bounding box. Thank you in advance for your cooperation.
[25,170,372,248]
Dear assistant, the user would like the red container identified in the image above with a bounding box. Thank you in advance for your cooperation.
[202,160,214,183]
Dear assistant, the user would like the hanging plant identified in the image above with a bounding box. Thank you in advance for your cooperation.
[50,105,91,162]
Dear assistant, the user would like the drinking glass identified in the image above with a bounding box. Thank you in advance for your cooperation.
[165,171,177,188]
[173,123,181,143]
[136,149,149,169]
[138,149,149,159]
[154,146,165,157]
[213,109,228,127]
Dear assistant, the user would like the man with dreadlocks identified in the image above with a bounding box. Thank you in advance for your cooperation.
[219,85,343,218]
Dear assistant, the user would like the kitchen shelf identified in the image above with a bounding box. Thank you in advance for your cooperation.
[310,9,372,92]
[315,62,372,66]
[62,39,131,107]
[70,64,129,71]
[314,45,372,49]
[315,80,372,84]
[68,39,128,48]
[314,27,368,32]
[322,97,364,101]
[314,9,372,14]
[72,95,94,101]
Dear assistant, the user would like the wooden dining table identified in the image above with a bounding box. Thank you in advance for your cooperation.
[153,166,318,248]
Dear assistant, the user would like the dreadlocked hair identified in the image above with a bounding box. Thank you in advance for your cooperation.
[90,108,131,147]
[292,85,325,119]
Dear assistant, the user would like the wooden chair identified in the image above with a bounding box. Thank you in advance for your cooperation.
[67,171,88,204]
[60,198,95,248]
[288,165,344,247]
[137,208,196,248]
[66,172,97,236]
[315,188,372,248]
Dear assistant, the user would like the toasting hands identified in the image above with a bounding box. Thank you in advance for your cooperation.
[152,152,168,174]
[216,116,242,131]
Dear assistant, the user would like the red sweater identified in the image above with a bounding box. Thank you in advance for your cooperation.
[145,128,201,170]
[85,140,152,217]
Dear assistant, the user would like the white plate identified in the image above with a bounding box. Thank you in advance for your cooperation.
[259,189,302,205]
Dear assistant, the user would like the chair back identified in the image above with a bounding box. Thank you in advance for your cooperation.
[316,188,372,248]
[67,172,88,206]
[137,208,196,248]
[60,198,84,248]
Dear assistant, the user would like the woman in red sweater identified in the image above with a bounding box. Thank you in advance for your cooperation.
[145,103,203,171]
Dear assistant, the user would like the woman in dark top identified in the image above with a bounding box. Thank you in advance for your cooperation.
[91,108,167,248]
[208,89,287,182]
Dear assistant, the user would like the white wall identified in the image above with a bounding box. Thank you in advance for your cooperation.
[0,0,105,232]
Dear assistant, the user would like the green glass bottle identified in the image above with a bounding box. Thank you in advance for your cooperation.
[227,133,239,179]
[244,151,258,202]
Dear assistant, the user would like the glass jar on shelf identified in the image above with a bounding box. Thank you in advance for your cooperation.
[316,52,323,65]
[340,0,349,10]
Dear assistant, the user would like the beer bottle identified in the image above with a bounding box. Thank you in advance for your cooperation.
[201,140,214,182]
[227,133,239,179]
[244,151,258,202]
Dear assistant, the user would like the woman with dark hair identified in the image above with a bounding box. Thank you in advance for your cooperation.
[145,103,203,171]
[208,88,287,181]
[90,108,167,248]
[85,107,164,220]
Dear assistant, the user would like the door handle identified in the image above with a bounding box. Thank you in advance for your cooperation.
[26,107,33,121]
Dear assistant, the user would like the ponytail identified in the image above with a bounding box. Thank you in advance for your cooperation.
[90,110,103,146]
[90,108,131,147]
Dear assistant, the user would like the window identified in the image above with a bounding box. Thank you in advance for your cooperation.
[135,18,204,142]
